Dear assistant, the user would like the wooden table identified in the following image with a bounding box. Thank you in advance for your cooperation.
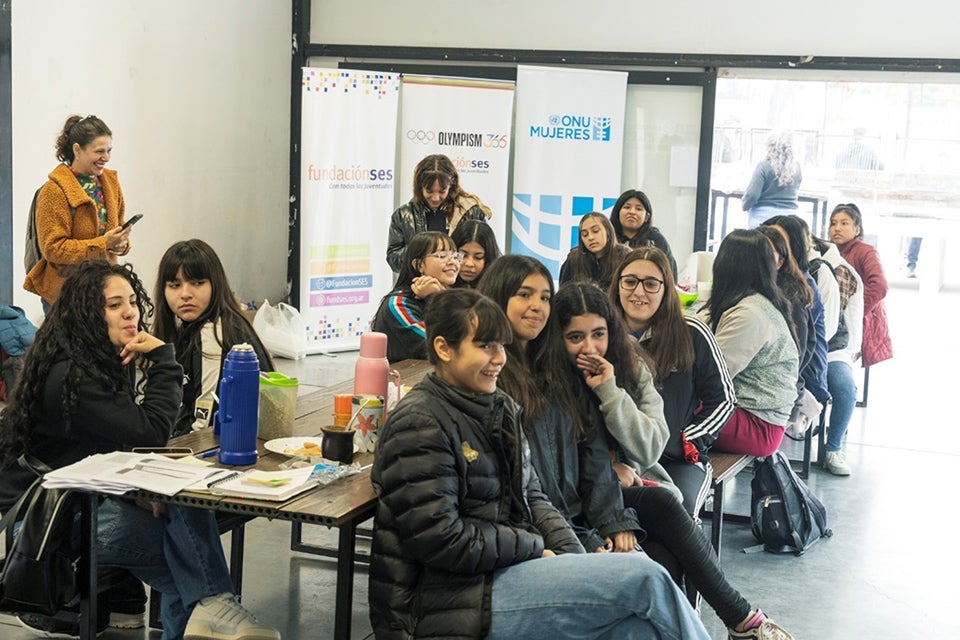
[76,359,433,640]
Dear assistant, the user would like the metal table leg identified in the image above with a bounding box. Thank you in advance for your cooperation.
[79,493,98,640]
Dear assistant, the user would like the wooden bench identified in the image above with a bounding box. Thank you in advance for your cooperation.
[699,452,755,557]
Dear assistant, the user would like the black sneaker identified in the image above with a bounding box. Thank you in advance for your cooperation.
[17,609,109,639]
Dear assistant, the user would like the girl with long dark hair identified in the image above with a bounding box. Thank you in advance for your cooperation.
[153,239,274,436]
[608,247,736,514]
[609,189,677,278]
[559,212,629,290]
[450,218,502,288]
[373,284,709,639]
[0,260,279,640]
[372,231,460,361]
[699,229,800,457]
[386,154,491,272]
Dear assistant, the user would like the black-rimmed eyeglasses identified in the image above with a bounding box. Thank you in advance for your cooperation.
[618,275,664,294]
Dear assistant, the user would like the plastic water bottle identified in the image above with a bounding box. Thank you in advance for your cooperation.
[217,343,260,466]
[354,331,390,404]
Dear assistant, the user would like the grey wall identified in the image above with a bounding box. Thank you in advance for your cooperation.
[311,0,960,59]
[10,0,290,321]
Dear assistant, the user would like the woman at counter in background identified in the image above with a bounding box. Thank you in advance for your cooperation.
[829,203,893,363]
[450,219,502,288]
[25,115,133,311]
[609,189,677,279]
[372,231,460,362]
[742,131,802,229]
[152,239,274,437]
[386,153,491,273]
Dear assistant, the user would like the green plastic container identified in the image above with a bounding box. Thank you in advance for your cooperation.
[258,372,299,441]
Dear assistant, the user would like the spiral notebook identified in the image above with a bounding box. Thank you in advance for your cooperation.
[206,467,318,501]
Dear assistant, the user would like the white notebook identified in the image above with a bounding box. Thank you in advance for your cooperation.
[207,467,318,502]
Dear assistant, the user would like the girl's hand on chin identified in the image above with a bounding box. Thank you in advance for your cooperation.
[120,332,165,365]
[576,354,614,389]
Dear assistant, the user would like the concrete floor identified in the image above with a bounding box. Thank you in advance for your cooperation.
[2,284,954,639]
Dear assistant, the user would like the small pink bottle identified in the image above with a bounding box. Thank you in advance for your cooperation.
[354,332,390,408]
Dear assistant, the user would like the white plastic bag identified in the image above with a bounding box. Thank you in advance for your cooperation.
[252,300,307,360]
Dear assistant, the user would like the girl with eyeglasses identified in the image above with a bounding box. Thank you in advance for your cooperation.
[370,287,710,640]
[559,212,630,291]
[698,229,800,457]
[372,231,461,362]
[829,203,892,369]
[609,247,736,515]
[386,154,492,273]
[546,281,792,640]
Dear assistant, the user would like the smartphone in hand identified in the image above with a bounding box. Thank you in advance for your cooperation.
[121,214,144,230]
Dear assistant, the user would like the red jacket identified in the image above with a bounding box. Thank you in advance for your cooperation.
[838,238,892,367]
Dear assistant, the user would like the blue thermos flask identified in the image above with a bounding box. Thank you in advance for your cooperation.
[217,343,260,466]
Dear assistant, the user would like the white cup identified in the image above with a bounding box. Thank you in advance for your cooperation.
[697,281,712,301]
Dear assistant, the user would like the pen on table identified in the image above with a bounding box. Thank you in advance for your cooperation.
[197,448,219,459]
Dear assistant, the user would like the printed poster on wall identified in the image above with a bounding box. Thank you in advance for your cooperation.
[511,65,627,277]
[300,68,400,353]
[399,75,515,252]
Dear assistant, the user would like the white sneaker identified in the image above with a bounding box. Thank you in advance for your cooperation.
[825,451,851,476]
[184,593,280,640]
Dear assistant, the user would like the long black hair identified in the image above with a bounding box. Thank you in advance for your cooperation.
[763,214,812,272]
[450,220,502,287]
[706,229,797,345]
[609,189,653,243]
[477,255,572,430]
[0,261,152,464]
[153,239,274,372]
[391,231,456,294]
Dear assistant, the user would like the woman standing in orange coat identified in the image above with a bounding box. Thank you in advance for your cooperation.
[24,115,133,309]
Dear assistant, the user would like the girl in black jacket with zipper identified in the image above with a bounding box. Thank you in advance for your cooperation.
[369,287,708,640]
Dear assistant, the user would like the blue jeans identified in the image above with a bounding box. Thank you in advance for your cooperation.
[96,499,234,639]
[826,361,857,452]
[487,552,709,640]
[746,205,793,229]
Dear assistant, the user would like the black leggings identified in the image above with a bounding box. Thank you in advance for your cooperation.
[623,485,750,628]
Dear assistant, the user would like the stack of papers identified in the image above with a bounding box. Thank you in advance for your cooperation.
[42,451,237,497]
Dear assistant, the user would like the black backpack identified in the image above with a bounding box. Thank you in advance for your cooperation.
[0,457,82,615]
[24,186,75,275]
[750,452,832,555]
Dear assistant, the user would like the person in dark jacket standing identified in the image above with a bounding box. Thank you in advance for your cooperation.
[386,154,491,272]
[369,288,709,640]
[609,189,678,279]
[0,260,279,640]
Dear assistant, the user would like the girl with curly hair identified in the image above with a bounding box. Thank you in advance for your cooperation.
[0,260,279,640]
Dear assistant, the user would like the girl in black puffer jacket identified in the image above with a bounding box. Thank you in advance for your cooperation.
[369,288,709,640]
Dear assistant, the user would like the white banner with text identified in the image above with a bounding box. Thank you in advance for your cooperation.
[510,65,627,277]
[398,75,515,251]
[300,68,400,353]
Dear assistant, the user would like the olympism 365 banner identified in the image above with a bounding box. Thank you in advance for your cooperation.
[511,65,627,277]
[300,68,400,353]
[398,75,515,251]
